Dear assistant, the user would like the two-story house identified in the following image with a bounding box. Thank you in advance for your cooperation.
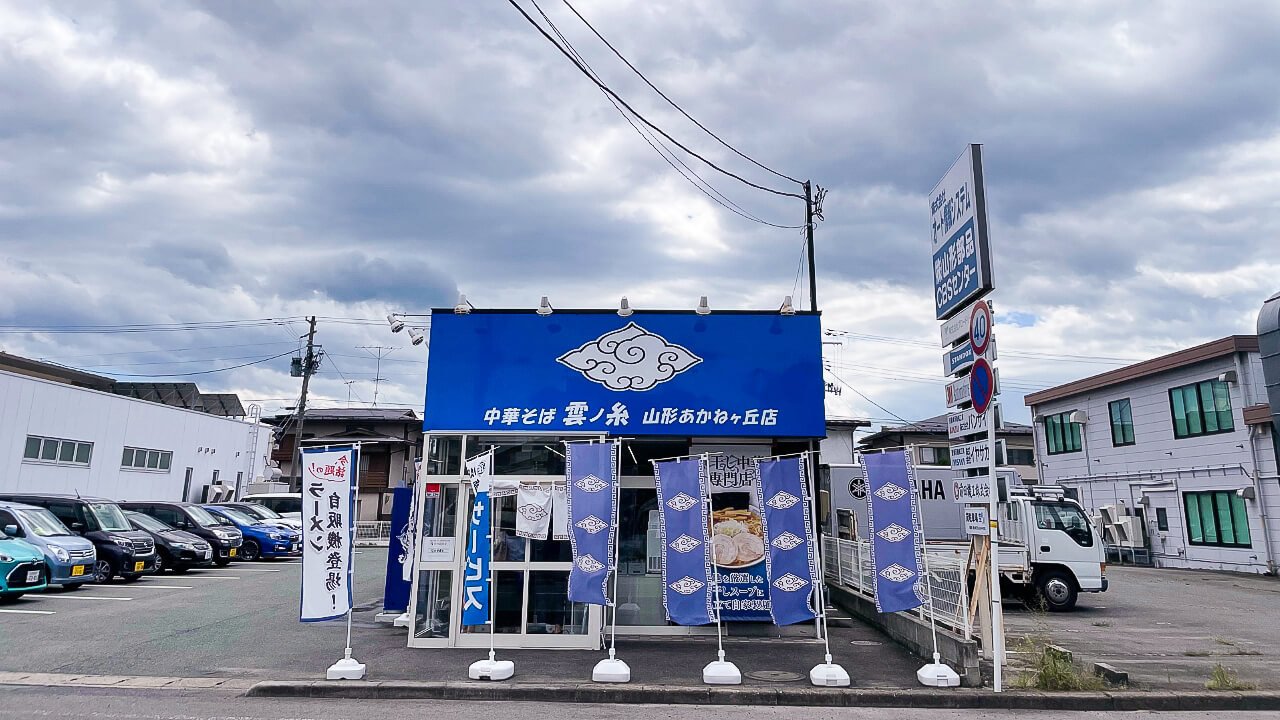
[1025,335,1279,574]
[856,413,1039,482]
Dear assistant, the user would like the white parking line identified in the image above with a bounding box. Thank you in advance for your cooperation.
[38,595,132,601]
[180,575,239,580]
[229,568,282,573]
[126,584,193,589]
[0,608,55,615]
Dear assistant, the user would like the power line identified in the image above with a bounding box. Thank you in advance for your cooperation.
[822,328,1148,365]
[504,0,804,201]
[528,0,800,229]
[822,366,920,429]
[558,0,802,185]
[108,349,296,378]
[36,341,297,361]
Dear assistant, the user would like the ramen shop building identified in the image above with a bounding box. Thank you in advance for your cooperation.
[407,308,826,649]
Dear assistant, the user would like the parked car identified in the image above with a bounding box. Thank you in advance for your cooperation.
[215,502,302,532]
[240,493,302,521]
[0,501,96,589]
[0,494,156,583]
[204,505,301,561]
[118,502,242,566]
[124,511,213,574]
[0,528,46,601]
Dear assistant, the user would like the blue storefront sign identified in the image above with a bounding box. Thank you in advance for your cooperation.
[930,144,993,320]
[423,311,824,437]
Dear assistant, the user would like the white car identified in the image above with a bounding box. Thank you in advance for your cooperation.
[238,493,302,523]
[218,501,302,532]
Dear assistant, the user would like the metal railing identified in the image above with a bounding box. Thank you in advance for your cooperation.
[823,536,972,639]
[355,520,392,545]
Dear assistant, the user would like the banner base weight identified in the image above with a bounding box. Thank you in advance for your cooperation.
[326,656,366,681]
[702,660,741,685]
[468,659,515,681]
[592,658,631,683]
[809,662,850,687]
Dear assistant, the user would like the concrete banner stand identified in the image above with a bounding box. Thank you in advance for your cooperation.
[700,453,741,686]
[803,452,850,687]
[468,650,515,681]
[327,648,366,681]
[911,445,960,688]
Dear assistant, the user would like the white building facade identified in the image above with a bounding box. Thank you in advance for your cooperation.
[1,369,272,503]
[1026,336,1279,575]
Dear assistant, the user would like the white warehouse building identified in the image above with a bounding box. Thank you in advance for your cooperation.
[1025,335,1279,575]
[0,354,272,503]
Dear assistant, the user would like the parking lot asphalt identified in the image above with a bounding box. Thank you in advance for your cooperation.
[0,548,923,689]
[1004,565,1280,690]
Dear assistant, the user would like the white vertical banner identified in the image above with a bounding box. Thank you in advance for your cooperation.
[301,446,357,622]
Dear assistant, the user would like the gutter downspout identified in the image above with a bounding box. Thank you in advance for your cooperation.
[1237,352,1276,575]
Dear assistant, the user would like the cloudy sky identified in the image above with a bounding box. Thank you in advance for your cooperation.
[2,1,1278,431]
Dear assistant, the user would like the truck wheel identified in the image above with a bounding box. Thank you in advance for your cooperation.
[1034,570,1077,611]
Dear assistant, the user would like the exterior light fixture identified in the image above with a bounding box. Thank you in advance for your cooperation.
[537,296,554,316]
[780,296,796,316]
[387,314,405,333]
[618,297,633,317]
[454,294,473,315]
[409,328,426,346]
[695,296,711,316]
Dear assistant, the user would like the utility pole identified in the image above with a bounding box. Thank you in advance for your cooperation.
[292,316,317,492]
[804,181,826,313]
[344,380,356,407]
[356,346,395,406]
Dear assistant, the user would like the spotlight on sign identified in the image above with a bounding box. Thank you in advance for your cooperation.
[454,294,473,315]
[387,314,405,333]
[780,296,796,316]
[618,296,633,317]
[409,328,425,346]
[537,296,554,316]
[468,651,515,681]
[695,296,711,316]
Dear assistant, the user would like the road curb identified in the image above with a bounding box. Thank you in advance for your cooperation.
[245,680,1280,709]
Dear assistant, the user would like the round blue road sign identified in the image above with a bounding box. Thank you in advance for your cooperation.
[970,358,995,414]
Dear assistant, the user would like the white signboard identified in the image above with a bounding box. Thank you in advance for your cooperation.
[948,404,1003,440]
[952,474,994,504]
[940,312,969,347]
[931,144,994,320]
[300,447,355,622]
[964,506,990,536]
[420,537,456,562]
[945,375,971,408]
[951,438,1004,470]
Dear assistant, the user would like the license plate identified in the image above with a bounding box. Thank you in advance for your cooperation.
[71,565,86,577]
[26,570,40,583]
[291,543,298,552]
[202,550,211,559]
[134,561,145,572]
[229,548,237,557]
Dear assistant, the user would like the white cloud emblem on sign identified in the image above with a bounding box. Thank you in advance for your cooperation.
[575,555,605,573]
[873,483,908,502]
[770,531,804,551]
[574,515,607,534]
[557,322,702,391]
[876,523,910,543]
[518,504,548,522]
[879,564,915,583]
[766,491,799,510]
[772,573,809,592]
[669,576,705,595]
[665,492,698,512]
[575,474,608,493]
[668,534,701,554]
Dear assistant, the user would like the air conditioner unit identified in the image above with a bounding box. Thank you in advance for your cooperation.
[1110,522,1130,545]
[1116,517,1145,548]
[1099,505,1120,525]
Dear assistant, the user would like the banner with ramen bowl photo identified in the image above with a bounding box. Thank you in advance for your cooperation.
[698,445,773,622]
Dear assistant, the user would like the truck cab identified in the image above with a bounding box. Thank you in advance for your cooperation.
[1001,486,1106,610]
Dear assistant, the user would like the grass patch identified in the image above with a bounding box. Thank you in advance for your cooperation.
[1184,650,1213,657]
[1213,637,1235,646]
[1010,639,1107,691]
[1228,648,1262,656]
[1206,664,1255,691]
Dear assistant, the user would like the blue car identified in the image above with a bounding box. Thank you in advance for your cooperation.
[1,524,47,601]
[204,505,301,561]
[0,502,97,588]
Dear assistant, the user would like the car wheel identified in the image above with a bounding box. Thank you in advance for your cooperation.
[122,573,142,583]
[241,539,261,562]
[1033,570,1078,612]
[153,554,165,574]
[93,560,114,584]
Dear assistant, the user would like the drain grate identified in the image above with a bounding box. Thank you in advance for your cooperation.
[744,670,804,682]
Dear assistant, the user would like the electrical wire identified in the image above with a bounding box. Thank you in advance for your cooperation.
[823,328,1147,365]
[528,0,802,229]
[505,0,804,200]
[558,0,802,186]
[822,366,922,430]
[108,349,296,378]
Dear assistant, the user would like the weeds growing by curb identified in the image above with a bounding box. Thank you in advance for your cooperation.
[1206,664,1255,691]
[1010,638,1107,691]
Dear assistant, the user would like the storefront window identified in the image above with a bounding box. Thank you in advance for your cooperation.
[463,570,524,634]
[425,435,462,476]
[615,488,666,626]
[619,440,690,476]
[529,537,572,563]
[471,436,566,475]
[526,571,588,634]
[413,570,453,639]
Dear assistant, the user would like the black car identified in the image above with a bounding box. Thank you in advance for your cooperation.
[0,493,156,583]
[124,511,213,573]
[118,501,242,566]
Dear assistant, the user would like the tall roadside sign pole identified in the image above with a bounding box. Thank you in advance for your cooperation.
[930,144,1005,691]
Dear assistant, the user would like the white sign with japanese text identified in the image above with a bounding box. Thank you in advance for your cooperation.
[420,537,456,562]
[952,474,995,505]
[300,447,356,622]
[964,506,990,536]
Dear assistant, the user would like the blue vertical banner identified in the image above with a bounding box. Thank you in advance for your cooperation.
[565,440,618,605]
[461,451,493,626]
[654,457,714,626]
[755,456,818,625]
[381,486,415,614]
[864,450,925,613]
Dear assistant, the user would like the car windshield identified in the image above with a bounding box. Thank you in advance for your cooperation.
[185,506,221,527]
[89,502,131,532]
[127,512,171,533]
[216,508,259,526]
[241,503,283,520]
[16,508,73,537]
[1034,501,1094,547]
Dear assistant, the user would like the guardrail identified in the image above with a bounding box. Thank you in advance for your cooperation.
[822,536,971,639]
[355,520,392,546]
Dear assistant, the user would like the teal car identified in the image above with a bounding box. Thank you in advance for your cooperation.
[1,524,47,601]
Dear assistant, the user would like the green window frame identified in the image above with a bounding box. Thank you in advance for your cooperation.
[1183,490,1251,548]
[1169,380,1234,439]
[1109,398,1135,446]
[1043,412,1082,455]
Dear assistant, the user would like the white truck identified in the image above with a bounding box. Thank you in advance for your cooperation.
[824,464,1107,611]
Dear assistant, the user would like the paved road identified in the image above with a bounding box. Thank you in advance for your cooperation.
[1004,565,1280,689]
[1,687,1276,720]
